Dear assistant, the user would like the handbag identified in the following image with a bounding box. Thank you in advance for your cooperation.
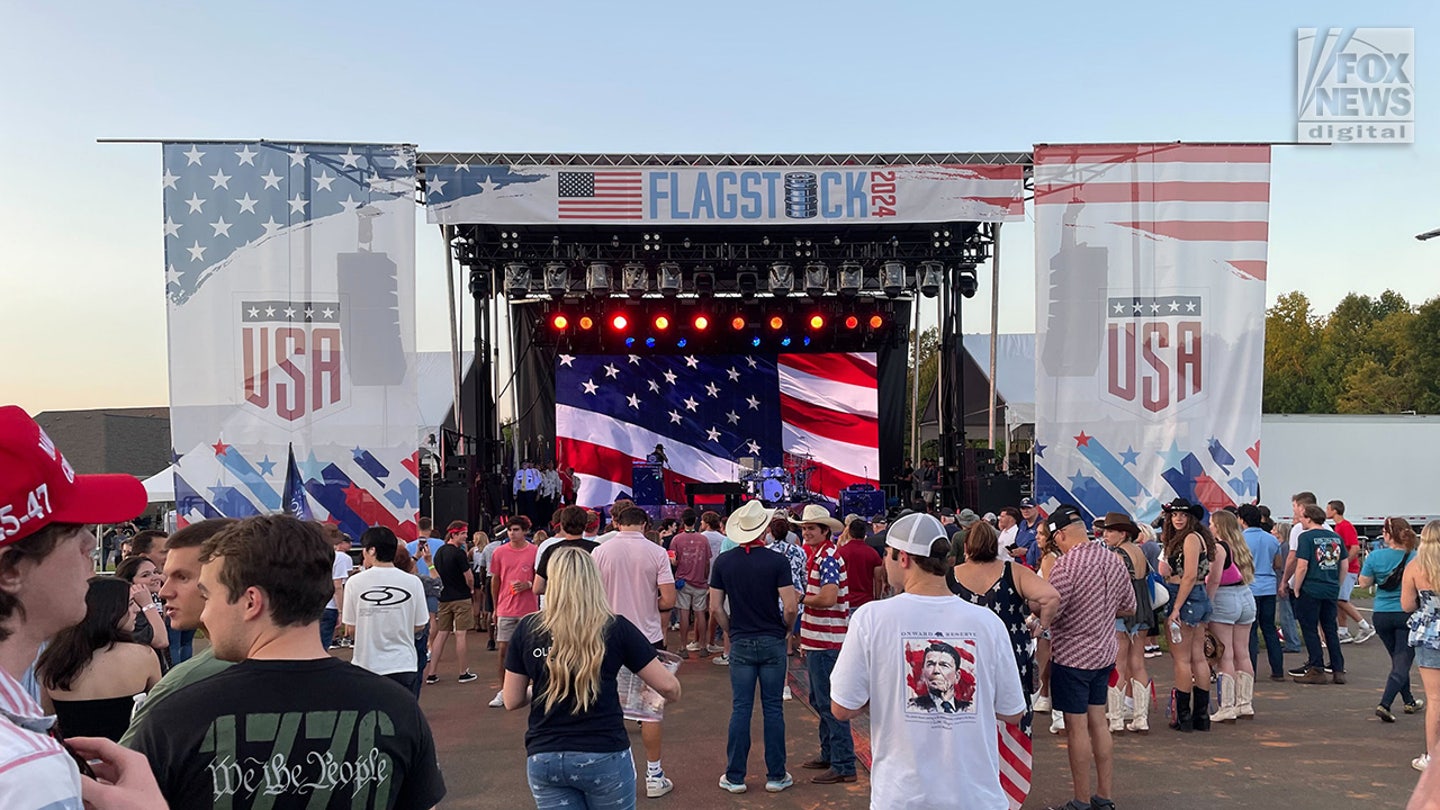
[1149,571,1170,609]
[1377,552,1412,592]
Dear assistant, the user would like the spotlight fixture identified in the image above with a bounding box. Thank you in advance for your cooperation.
[844,315,859,330]
[768,315,784,330]
[550,314,569,330]
[803,262,828,297]
[610,313,629,331]
[657,262,682,296]
[737,270,758,299]
[869,314,884,329]
[503,262,531,298]
[808,314,825,330]
[731,315,746,331]
[587,262,612,296]
[693,267,715,296]
[654,315,671,331]
[958,264,979,298]
[693,315,710,331]
[880,261,906,298]
[768,262,794,296]
[544,262,569,298]
[837,261,863,298]
[578,315,595,330]
[918,261,943,298]
[622,262,649,297]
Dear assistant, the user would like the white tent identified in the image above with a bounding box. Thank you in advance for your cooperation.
[141,465,176,503]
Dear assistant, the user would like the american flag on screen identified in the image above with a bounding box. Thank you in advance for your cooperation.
[554,352,879,506]
[557,171,643,220]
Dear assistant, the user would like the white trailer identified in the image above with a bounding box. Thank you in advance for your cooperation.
[1259,413,1440,534]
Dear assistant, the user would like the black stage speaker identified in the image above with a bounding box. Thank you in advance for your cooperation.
[974,475,1024,517]
[839,486,886,521]
[632,462,664,505]
[685,482,744,514]
[423,482,470,529]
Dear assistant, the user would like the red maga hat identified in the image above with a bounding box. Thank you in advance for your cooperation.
[0,406,146,546]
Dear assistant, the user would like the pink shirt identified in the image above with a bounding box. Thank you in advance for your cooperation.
[670,531,711,589]
[592,530,675,643]
[490,542,539,618]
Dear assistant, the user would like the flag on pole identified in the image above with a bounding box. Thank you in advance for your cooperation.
[283,443,313,520]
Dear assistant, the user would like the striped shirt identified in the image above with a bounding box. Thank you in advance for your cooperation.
[0,667,83,808]
[1048,540,1136,670]
[799,541,849,650]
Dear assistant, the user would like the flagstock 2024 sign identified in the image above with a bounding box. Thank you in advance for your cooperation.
[425,163,1026,225]
[161,141,422,539]
[1032,143,1271,525]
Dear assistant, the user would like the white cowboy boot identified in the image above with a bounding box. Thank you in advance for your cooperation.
[1107,685,1126,732]
[1212,673,1238,723]
[1127,679,1150,732]
[1049,709,1066,735]
[1236,672,1255,718]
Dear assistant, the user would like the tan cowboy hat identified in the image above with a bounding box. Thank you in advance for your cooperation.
[725,500,776,545]
[789,504,844,534]
[1096,511,1141,538]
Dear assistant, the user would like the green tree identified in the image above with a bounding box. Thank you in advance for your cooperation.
[1263,291,1325,413]
[903,327,941,453]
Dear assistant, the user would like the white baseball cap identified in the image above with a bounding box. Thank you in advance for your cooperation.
[885,512,948,557]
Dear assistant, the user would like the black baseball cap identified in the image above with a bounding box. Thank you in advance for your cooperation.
[1046,505,1085,534]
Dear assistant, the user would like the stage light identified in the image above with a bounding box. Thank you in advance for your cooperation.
[804,262,828,297]
[693,268,715,296]
[578,315,595,330]
[544,262,569,298]
[654,315,671,330]
[610,314,629,331]
[768,262,794,296]
[869,314,884,329]
[838,261,863,298]
[657,262,682,296]
[737,270,758,299]
[731,315,746,331]
[768,315,784,330]
[808,314,825,330]
[803,336,812,346]
[622,262,649,297]
[918,261,943,298]
[503,262,531,298]
[551,314,569,330]
[587,262,612,296]
[959,265,979,298]
[751,336,762,347]
[645,337,656,348]
[781,336,792,347]
[677,338,688,348]
[881,261,906,298]
[844,315,859,330]
[625,337,635,348]
[694,315,710,331]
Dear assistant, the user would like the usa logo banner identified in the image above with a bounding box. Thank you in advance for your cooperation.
[425,164,1025,226]
[1032,144,1270,525]
[161,141,422,539]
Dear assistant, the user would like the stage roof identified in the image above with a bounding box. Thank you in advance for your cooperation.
[418,151,1035,168]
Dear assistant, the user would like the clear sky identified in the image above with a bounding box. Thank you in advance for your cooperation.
[2,1,1435,413]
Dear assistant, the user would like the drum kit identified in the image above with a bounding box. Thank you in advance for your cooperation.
[738,454,818,504]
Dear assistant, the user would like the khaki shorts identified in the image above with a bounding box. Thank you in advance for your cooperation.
[436,599,475,632]
[675,583,709,612]
[496,615,523,643]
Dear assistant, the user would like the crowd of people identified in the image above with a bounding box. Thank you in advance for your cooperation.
[3,399,1439,809]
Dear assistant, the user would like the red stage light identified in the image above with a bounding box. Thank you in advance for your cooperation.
[731,316,746,330]
[578,315,595,330]
[654,315,671,330]
[611,314,629,331]
[694,315,710,331]
[869,314,884,329]
[768,316,783,330]
[844,315,859,329]
[808,314,825,330]
[551,314,569,330]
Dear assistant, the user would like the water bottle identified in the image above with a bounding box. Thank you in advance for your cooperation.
[1169,620,1182,645]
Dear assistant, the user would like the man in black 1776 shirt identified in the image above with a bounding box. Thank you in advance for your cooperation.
[126,515,446,810]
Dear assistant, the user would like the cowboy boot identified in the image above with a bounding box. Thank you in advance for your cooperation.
[1192,687,1211,731]
[1107,685,1126,732]
[1049,709,1066,735]
[1237,672,1255,718]
[1127,679,1151,733]
[1168,688,1192,732]
[1212,674,1238,723]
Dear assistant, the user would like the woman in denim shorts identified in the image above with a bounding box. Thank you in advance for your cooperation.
[1206,510,1258,723]
[1401,520,1440,773]
[1158,498,1215,732]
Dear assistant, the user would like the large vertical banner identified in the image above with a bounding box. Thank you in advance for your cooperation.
[1033,144,1270,524]
[162,142,421,539]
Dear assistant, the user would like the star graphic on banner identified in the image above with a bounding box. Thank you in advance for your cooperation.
[236,193,258,214]
[558,354,575,367]
[282,306,296,318]
[1158,440,1186,471]
[184,193,205,214]
[161,169,179,189]
[1132,300,1143,314]
[314,170,336,192]
[211,439,230,456]
[288,147,307,167]
[166,264,182,285]
[581,379,598,395]
[727,367,740,382]
[746,439,761,455]
[1113,302,1125,314]
[706,426,722,443]
[745,357,758,369]
[1151,302,1162,313]
[603,363,619,378]
[210,217,231,237]
[182,145,205,165]
[1186,301,1197,312]
[247,306,259,317]
[163,216,181,238]
[261,217,283,237]
[208,169,231,190]
[647,379,660,393]
[1120,446,1140,466]
[628,355,640,365]
[235,145,257,166]
[298,451,327,481]
[626,393,640,409]
[704,382,719,398]
[725,410,740,425]
[392,151,413,169]
[261,170,282,189]
[339,148,362,168]
[454,162,469,172]
[423,174,444,196]
[663,370,677,385]
[338,195,362,213]
[1074,431,1092,447]
[186,241,207,262]
[477,176,499,194]
[1034,443,1047,458]
[746,395,760,410]
[256,455,277,476]
[669,410,683,425]
[1068,470,1090,492]
[1168,300,1181,312]
[170,448,182,465]
[288,195,308,214]
[321,307,335,319]
[682,396,699,412]
[684,355,699,369]
[264,306,276,317]
[303,307,314,319]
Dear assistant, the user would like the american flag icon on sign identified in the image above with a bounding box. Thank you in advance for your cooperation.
[557,171,643,220]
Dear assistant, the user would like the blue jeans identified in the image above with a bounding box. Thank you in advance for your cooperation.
[1294,594,1343,672]
[526,749,636,810]
[167,627,195,666]
[1374,611,1417,708]
[804,648,854,776]
[1249,594,1285,678]
[319,608,339,649]
[727,636,788,782]
[1277,594,1303,651]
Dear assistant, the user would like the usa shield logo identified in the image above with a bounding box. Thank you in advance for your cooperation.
[240,300,347,423]
[1105,294,1204,415]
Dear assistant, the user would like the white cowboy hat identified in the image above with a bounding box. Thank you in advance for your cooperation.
[788,504,845,534]
[725,500,776,545]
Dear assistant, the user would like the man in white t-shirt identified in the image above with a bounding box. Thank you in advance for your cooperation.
[830,513,1025,810]
[320,527,353,650]
[996,507,1021,554]
[344,527,430,694]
